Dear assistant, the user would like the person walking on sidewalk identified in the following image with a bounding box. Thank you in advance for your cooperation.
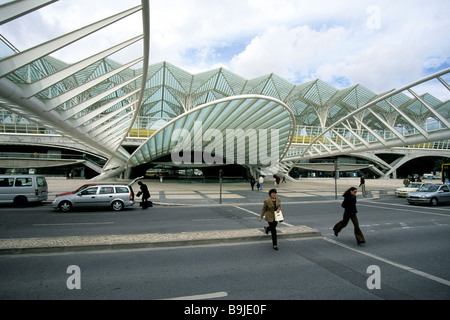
[259,188,281,250]
[333,187,366,245]
[258,176,264,190]
[250,176,256,190]
[359,175,366,197]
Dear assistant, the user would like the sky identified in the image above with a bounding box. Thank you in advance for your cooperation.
[1,0,449,99]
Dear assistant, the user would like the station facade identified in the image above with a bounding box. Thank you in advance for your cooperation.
[1,1,449,181]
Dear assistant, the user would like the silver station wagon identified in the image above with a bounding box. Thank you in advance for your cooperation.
[52,184,135,212]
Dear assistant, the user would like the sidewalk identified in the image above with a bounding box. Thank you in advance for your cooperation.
[46,177,400,206]
[0,177,400,255]
[0,226,321,255]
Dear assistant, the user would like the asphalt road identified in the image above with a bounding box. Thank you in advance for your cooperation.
[0,196,449,302]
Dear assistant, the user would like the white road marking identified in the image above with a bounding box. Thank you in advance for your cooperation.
[359,202,450,217]
[33,222,114,226]
[233,205,259,217]
[233,205,294,227]
[164,291,228,300]
[323,237,450,287]
[399,222,410,229]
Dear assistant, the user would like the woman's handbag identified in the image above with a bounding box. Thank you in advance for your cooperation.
[275,210,284,222]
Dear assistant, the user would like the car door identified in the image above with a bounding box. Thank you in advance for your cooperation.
[439,185,450,203]
[14,177,33,200]
[0,177,14,203]
[97,186,115,207]
[73,187,99,207]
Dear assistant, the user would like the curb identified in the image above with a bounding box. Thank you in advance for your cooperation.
[0,226,321,255]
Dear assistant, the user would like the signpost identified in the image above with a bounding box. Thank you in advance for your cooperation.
[219,169,223,204]
[334,159,339,200]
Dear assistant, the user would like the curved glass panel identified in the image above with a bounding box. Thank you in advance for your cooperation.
[128,95,296,167]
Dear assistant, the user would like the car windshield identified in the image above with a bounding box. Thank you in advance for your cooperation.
[407,183,422,188]
[417,184,439,192]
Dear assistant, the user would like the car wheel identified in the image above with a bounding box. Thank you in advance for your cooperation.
[59,201,72,213]
[430,197,439,206]
[13,196,28,206]
[111,200,124,211]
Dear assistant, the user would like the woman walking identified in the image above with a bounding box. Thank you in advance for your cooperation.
[259,189,281,250]
[333,187,366,245]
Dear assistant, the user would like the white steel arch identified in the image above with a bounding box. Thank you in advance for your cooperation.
[0,0,150,176]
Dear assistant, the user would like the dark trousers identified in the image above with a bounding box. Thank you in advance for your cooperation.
[141,197,150,209]
[267,221,278,246]
[333,211,365,243]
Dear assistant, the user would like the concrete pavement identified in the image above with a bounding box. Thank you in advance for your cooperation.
[0,226,321,255]
[1,177,402,254]
[46,176,399,206]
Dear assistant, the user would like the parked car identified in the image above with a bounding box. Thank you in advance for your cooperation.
[395,182,426,197]
[0,175,48,205]
[406,184,450,206]
[52,184,135,212]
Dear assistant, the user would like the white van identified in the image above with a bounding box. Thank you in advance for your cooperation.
[0,175,48,205]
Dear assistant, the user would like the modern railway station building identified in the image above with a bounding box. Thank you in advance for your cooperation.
[1,1,450,181]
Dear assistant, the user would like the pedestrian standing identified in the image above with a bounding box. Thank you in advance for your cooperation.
[258,176,264,190]
[403,177,410,186]
[333,187,366,245]
[259,189,281,250]
[250,176,256,190]
[359,175,366,197]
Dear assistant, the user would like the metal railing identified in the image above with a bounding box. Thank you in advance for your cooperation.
[0,152,106,168]
[0,121,54,135]
[2,116,449,152]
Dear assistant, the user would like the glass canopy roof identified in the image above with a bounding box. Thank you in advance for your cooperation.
[129,95,295,167]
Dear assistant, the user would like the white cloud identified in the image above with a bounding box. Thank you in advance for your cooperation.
[229,24,350,82]
[222,0,450,95]
[1,0,449,96]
